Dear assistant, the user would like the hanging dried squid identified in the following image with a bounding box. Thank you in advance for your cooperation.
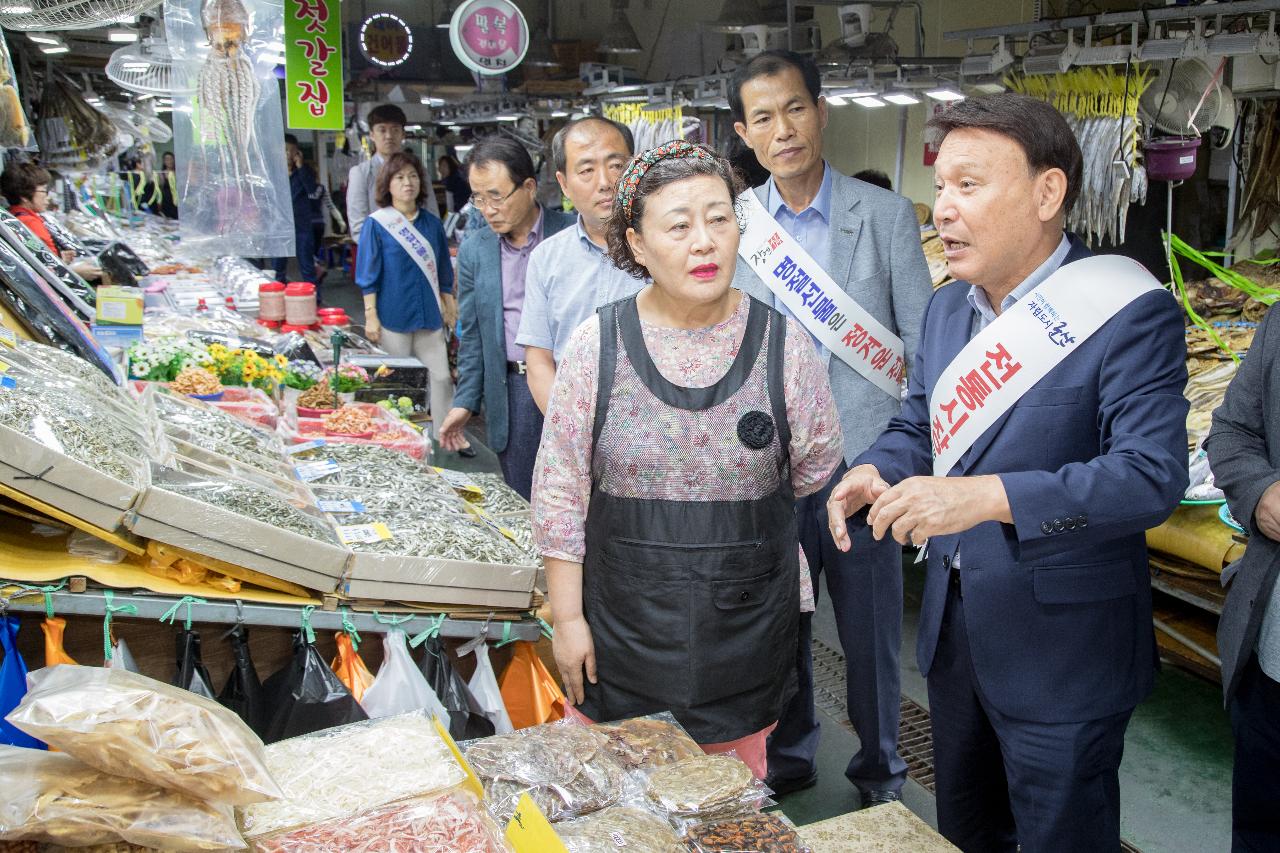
[196,0,259,182]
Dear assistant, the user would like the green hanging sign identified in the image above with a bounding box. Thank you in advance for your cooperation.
[284,0,344,130]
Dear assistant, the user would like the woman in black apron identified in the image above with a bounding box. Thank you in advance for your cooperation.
[530,142,843,776]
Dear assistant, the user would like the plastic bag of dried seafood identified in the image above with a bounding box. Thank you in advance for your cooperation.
[463,720,628,824]
[250,788,509,853]
[238,711,467,842]
[165,0,293,259]
[683,812,811,852]
[5,665,281,806]
[0,746,245,851]
[641,753,773,835]
[554,806,684,853]
[589,712,703,773]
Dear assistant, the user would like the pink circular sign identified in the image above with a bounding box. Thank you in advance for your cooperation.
[449,0,529,75]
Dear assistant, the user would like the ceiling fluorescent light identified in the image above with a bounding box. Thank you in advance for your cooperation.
[1075,24,1137,66]
[40,45,70,54]
[405,124,423,131]
[959,36,1013,77]
[852,96,886,108]
[883,92,920,105]
[1022,31,1080,75]
[1139,22,1207,62]
[27,33,60,45]
[825,94,848,106]
[1208,29,1280,58]
[925,87,965,102]
[107,28,138,42]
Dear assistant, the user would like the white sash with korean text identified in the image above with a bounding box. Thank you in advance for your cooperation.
[737,191,905,398]
[929,254,1161,477]
[370,207,441,306]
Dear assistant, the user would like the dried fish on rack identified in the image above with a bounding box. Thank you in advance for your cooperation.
[196,0,259,185]
[157,477,337,543]
[0,389,147,487]
[350,513,537,566]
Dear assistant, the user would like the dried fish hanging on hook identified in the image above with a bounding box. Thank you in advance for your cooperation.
[197,0,259,186]
[1008,67,1153,246]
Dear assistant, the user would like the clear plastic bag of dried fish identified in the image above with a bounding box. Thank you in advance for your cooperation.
[348,512,535,566]
[463,721,627,824]
[166,0,293,258]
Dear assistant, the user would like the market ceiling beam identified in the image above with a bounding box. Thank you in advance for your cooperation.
[944,0,1280,43]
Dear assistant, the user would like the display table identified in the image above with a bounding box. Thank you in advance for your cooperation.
[798,802,959,852]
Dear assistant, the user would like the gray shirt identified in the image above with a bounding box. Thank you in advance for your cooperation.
[516,216,646,361]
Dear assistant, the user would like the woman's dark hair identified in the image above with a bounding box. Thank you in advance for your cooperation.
[606,151,746,279]
[728,49,822,124]
[466,136,536,187]
[925,94,1083,216]
[1,162,51,206]
[438,154,459,177]
[375,151,430,209]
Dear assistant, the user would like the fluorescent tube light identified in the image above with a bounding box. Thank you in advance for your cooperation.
[852,96,886,108]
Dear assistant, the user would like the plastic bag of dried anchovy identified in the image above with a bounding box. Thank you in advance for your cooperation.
[164,0,293,258]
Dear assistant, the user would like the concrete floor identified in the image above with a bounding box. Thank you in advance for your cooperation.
[321,269,1236,852]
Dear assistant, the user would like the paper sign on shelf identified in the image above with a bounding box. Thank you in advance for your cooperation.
[317,499,366,514]
[286,439,327,455]
[0,328,16,347]
[432,716,484,800]
[335,522,392,545]
[293,459,339,482]
[435,466,483,497]
[505,792,568,853]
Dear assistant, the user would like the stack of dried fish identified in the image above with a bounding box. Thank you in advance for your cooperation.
[1184,356,1240,451]
[466,472,531,517]
[36,74,118,169]
[157,476,338,544]
[350,513,536,566]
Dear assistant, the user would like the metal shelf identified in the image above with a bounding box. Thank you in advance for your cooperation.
[0,587,543,642]
[943,0,1280,43]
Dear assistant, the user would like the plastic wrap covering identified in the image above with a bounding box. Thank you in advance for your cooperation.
[15,337,125,392]
[293,445,457,496]
[464,722,627,824]
[347,512,534,566]
[206,386,278,429]
[0,747,244,851]
[0,377,149,490]
[209,256,268,311]
[252,789,509,853]
[239,711,466,841]
[642,755,769,830]
[284,415,430,460]
[143,308,262,342]
[0,224,117,380]
[3,346,142,432]
[0,31,31,149]
[5,666,281,807]
[683,813,810,852]
[167,0,293,258]
[592,713,702,772]
[556,806,683,852]
[0,210,96,310]
[146,385,284,460]
[166,431,292,483]
[144,465,337,544]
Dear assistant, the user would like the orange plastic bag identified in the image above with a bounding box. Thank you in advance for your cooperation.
[499,642,564,730]
[330,633,375,705]
[41,617,77,667]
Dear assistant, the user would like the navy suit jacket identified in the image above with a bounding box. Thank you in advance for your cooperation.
[854,239,1189,723]
[453,207,573,452]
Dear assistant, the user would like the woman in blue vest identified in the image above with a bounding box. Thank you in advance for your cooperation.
[356,151,456,432]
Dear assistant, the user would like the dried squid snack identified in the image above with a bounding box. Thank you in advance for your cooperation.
[0,746,245,852]
[5,666,281,807]
[252,789,507,853]
[592,713,702,771]
[643,755,763,827]
[464,722,625,824]
[555,806,683,853]
[684,813,809,852]
[238,711,466,840]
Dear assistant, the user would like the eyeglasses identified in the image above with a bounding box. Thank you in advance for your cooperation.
[469,185,522,210]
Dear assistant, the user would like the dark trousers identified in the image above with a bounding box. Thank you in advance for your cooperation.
[1231,655,1280,852]
[273,227,317,286]
[930,578,1132,853]
[767,463,907,793]
[497,371,543,501]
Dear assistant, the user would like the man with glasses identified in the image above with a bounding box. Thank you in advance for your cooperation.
[438,137,573,498]
[517,116,643,413]
[346,104,438,241]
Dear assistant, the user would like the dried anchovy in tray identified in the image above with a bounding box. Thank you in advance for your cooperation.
[153,395,282,458]
[315,485,473,520]
[0,390,146,487]
[292,441,439,476]
[166,430,286,476]
[350,513,535,566]
[15,339,128,398]
[156,479,337,544]
[466,472,531,516]
[303,461,456,497]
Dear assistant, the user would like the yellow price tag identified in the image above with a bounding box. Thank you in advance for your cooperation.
[505,792,568,853]
[431,717,484,801]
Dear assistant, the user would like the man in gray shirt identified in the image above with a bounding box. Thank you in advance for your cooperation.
[517,116,644,412]
[346,104,438,241]
[1206,305,1280,852]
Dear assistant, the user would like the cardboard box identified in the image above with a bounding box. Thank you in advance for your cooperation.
[0,425,143,530]
[94,286,145,325]
[342,551,536,608]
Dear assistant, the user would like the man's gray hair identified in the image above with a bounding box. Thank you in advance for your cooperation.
[550,116,635,175]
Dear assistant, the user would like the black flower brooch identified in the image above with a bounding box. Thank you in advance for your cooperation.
[737,411,775,450]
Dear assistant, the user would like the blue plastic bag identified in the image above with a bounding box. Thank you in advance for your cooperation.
[0,616,42,749]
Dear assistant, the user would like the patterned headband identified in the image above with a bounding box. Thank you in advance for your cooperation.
[617,140,718,224]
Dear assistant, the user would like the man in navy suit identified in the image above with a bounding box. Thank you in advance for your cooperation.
[827,94,1188,852]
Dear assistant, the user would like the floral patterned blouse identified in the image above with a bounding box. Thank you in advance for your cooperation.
[531,293,844,611]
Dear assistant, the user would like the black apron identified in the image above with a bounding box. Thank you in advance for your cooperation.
[579,294,799,744]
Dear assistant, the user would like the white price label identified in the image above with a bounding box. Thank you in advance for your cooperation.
[435,466,479,490]
[317,499,366,514]
[294,459,339,481]
[286,439,328,455]
[335,522,392,545]
[0,328,16,347]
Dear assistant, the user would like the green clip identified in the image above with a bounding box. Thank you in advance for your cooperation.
[537,617,555,641]
[408,614,447,648]
[340,608,361,650]
[102,590,138,662]
[159,595,206,631]
[373,610,414,627]
[300,605,317,644]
